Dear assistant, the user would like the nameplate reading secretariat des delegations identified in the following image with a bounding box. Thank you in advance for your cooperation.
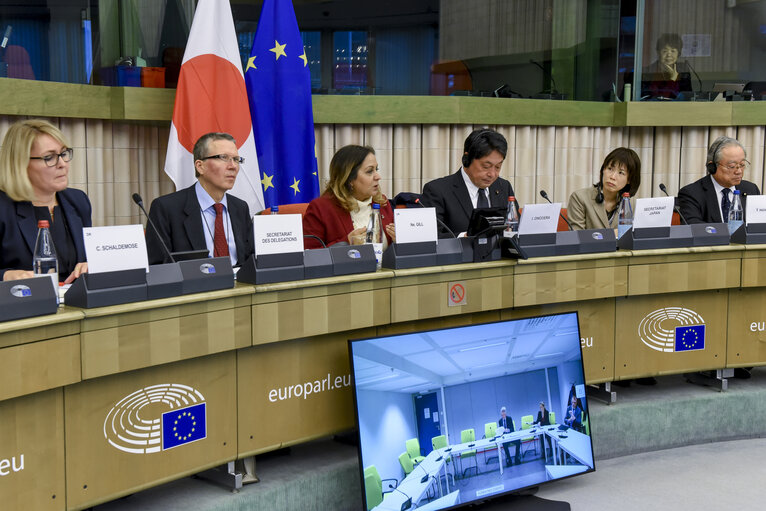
[746,194,766,224]
[633,196,674,228]
[394,207,437,244]
[253,213,304,255]
[83,224,149,273]
[519,202,560,235]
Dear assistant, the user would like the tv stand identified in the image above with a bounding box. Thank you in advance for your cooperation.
[474,494,570,510]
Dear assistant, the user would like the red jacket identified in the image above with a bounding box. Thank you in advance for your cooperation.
[303,193,394,249]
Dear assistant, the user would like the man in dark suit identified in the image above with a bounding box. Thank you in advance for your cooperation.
[678,136,760,224]
[421,129,514,237]
[498,406,521,467]
[146,132,254,265]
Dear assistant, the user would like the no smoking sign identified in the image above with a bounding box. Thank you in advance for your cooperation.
[448,281,467,307]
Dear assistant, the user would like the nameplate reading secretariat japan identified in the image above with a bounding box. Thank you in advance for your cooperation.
[745,195,766,224]
[83,224,150,273]
[393,207,438,244]
[518,202,561,235]
[633,196,674,228]
[253,214,304,255]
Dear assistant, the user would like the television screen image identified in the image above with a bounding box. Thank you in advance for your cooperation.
[349,312,594,511]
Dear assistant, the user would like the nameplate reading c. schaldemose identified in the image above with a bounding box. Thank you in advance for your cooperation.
[83,224,149,273]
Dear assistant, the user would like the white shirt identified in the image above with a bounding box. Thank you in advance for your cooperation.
[195,181,238,266]
[350,197,388,250]
[710,174,735,222]
[461,167,487,209]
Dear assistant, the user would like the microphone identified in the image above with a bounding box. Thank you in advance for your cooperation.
[414,198,457,238]
[539,190,572,231]
[132,193,176,263]
[658,183,688,225]
[1,26,11,49]
[415,461,430,483]
[390,486,413,511]
[530,59,559,95]
[303,234,327,248]
[685,60,703,94]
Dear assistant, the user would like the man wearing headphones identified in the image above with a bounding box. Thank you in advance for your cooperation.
[421,128,514,237]
[678,136,760,225]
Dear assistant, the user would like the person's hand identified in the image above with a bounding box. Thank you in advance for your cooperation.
[385,223,396,242]
[2,269,34,281]
[660,62,678,81]
[64,262,88,284]
[347,227,367,245]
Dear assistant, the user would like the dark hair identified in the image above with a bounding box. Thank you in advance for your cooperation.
[326,145,384,212]
[462,129,508,168]
[193,132,236,177]
[597,147,642,197]
[656,33,683,54]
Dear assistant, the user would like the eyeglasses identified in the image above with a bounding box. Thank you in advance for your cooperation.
[201,154,245,165]
[30,148,74,167]
[719,160,750,172]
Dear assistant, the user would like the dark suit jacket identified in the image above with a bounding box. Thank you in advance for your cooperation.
[678,175,760,224]
[421,169,514,236]
[0,188,91,280]
[146,184,253,265]
[534,410,551,426]
[302,193,394,249]
[498,416,516,433]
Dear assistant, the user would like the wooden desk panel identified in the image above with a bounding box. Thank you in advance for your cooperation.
[81,300,251,380]
[741,247,766,287]
[627,248,742,295]
[0,389,65,511]
[65,352,237,510]
[726,288,766,367]
[0,335,80,401]
[0,309,82,349]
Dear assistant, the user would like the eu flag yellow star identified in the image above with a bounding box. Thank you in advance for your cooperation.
[299,50,308,67]
[261,172,274,191]
[246,56,257,72]
[270,40,287,60]
[290,177,301,195]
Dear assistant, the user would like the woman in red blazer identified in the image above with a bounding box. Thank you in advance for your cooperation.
[303,145,395,249]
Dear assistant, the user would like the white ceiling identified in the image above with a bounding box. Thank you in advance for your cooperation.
[351,313,581,394]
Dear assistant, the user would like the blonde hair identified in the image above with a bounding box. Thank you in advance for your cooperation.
[0,119,70,202]
[325,145,385,212]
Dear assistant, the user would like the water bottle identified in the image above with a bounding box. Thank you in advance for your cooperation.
[366,203,383,269]
[728,189,743,235]
[33,220,59,304]
[270,205,279,215]
[504,196,519,237]
[617,192,633,239]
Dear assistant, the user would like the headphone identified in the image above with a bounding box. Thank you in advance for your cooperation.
[706,137,731,175]
[462,129,494,168]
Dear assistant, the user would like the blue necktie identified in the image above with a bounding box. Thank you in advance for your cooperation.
[721,188,731,222]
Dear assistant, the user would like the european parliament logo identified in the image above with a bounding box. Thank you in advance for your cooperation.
[637,307,706,353]
[104,384,207,454]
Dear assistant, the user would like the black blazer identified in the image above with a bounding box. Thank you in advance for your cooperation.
[678,175,760,224]
[146,184,254,265]
[534,410,551,426]
[421,169,514,236]
[0,188,91,280]
[498,416,516,433]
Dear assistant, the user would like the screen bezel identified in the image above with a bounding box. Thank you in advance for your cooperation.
[348,311,595,511]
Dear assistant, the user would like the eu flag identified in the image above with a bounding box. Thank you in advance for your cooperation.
[674,325,705,352]
[245,0,320,209]
[162,402,207,450]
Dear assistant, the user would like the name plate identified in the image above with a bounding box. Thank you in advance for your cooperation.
[634,196,674,228]
[84,224,149,273]
[254,214,304,255]
[746,195,766,224]
[394,208,437,244]
[519,203,560,234]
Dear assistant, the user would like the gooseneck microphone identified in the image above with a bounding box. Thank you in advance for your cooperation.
[539,190,573,231]
[391,486,413,511]
[303,234,327,248]
[414,198,457,238]
[132,193,176,263]
[685,60,703,94]
[530,59,559,95]
[415,461,430,483]
[658,183,688,225]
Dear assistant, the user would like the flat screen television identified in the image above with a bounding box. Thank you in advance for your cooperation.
[349,312,594,511]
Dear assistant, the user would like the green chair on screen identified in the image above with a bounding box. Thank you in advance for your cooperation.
[431,434,455,487]
[398,452,414,476]
[582,411,589,435]
[460,428,478,478]
[549,411,556,424]
[364,465,397,502]
[364,472,382,510]
[406,437,426,465]
[483,421,499,465]
[520,414,537,458]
